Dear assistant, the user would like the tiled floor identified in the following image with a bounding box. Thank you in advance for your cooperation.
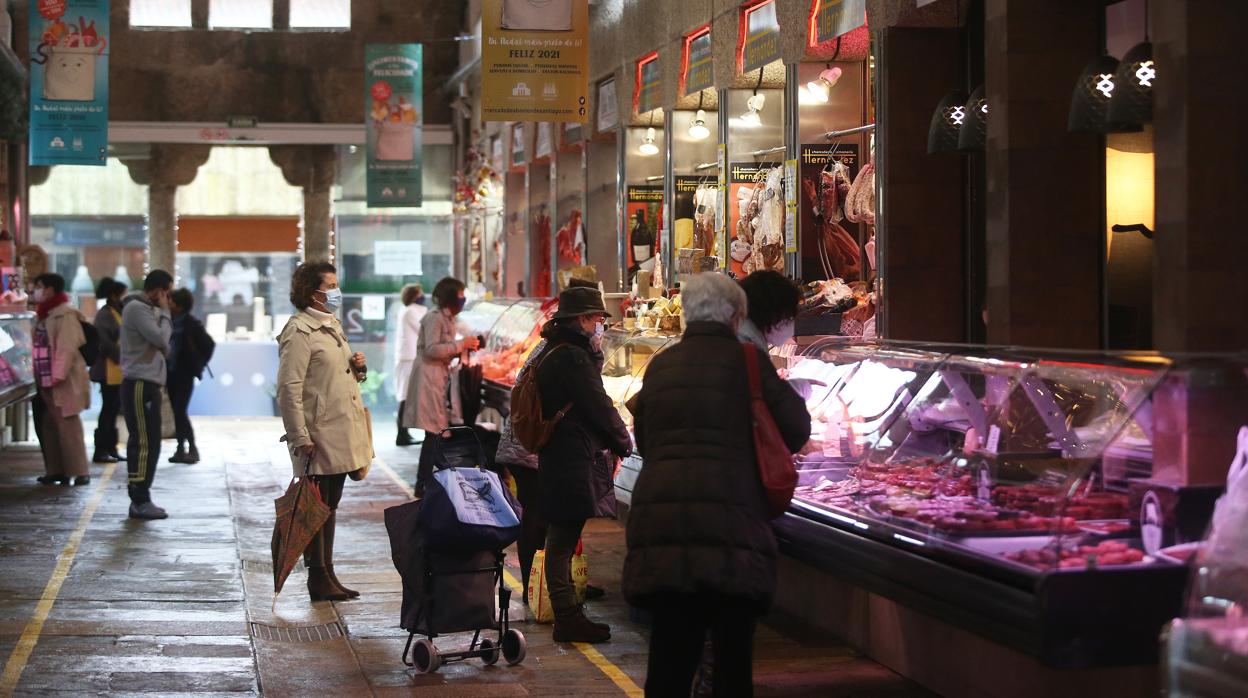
[0,417,932,697]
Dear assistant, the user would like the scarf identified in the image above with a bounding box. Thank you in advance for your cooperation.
[36,292,69,320]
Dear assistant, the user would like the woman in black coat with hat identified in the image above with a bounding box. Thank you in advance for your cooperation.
[534,285,631,644]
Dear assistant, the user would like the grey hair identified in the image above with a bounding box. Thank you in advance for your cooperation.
[681,272,747,325]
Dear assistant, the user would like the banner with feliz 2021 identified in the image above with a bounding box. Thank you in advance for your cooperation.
[365,44,423,208]
[28,0,109,166]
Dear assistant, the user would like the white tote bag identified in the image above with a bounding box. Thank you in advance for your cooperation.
[433,468,521,529]
[501,0,573,31]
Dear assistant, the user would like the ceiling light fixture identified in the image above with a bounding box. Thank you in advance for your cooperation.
[688,92,710,140]
[738,93,765,127]
[958,85,988,151]
[926,90,968,154]
[1107,41,1154,129]
[1068,55,1140,133]
[639,126,660,156]
[805,66,843,104]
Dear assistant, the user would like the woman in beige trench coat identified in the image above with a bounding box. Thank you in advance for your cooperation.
[401,276,479,495]
[277,262,373,602]
[32,273,92,486]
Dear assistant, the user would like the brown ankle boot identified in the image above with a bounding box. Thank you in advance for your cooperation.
[553,607,611,643]
[304,529,350,601]
[322,512,359,598]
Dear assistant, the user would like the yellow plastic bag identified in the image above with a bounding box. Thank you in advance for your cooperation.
[527,548,589,624]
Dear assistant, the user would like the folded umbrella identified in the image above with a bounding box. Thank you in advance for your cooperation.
[271,456,331,597]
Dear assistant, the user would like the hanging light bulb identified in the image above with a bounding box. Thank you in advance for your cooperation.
[688,109,711,140]
[805,67,843,104]
[1107,41,1154,129]
[738,93,765,127]
[926,90,968,154]
[638,127,660,156]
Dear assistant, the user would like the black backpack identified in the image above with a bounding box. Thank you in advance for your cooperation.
[79,319,100,366]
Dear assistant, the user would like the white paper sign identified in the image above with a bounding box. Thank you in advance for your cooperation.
[374,240,423,276]
[596,78,618,133]
[361,295,386,320]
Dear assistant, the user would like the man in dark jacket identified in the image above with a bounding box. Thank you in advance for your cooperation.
[625,272,811,697]
[167,288,214,465]
[536,286,632,644]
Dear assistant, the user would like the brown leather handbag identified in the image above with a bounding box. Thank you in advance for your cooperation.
[741,344,799,517]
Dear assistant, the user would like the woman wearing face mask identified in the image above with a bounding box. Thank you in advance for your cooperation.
[31,273,93,486]
[276,262,373,601]
[393,283,427,447]
[532,286,632,643]
[738,271,821,404]
[402,276,479,495]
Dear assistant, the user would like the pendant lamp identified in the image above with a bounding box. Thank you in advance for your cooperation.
[805,67,843,104]
[738,93,765,127]
[639,127,660,156]
[927,90,968,154]
[1107,41,1154,128]
[1069,55,1134,133]
[958,85,987,151]
[688,109,711,140]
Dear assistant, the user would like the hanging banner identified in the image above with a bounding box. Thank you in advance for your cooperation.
[365,44,423,208]
[740,1,781,74]
[682,27,713,96]
[481,0,590,123]
[28,0,110,166]
[811,0,867,45]
[635,52,661,114]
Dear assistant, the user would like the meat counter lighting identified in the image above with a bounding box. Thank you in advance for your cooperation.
[805,67,842,103]
[638,127,660,156]
[737,93,765,127]
[688,109,711,140]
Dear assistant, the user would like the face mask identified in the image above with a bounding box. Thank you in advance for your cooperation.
[451,297,466,313]
[413,296,427,306]
[764,319,795,348]
[594,321,605,338]
[319,288,342,312]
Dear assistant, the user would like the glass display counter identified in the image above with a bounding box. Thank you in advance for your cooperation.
[772,338,1248,668]
[479,298,555,388]
[601,327,681,500]
[0,313,36,410]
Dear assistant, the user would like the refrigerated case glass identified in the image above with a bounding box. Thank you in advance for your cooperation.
[601,328,680,431]
[457,298,518,343]
[0,313,36,407]
[787,340,1180,576]
[479,298,555,387]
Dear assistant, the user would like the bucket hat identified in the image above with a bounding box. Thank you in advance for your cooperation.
[552,286,607,320]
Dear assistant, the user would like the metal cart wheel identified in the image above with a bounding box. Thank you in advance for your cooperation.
[411,638,441,674]
[480,638,501,665]
[502,629,526,666]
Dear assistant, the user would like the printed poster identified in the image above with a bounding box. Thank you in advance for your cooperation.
[482,0,589,123]
[626,185,662,284]
[366,44,423,207]
[728,161,781,277]
[28,0,110,166]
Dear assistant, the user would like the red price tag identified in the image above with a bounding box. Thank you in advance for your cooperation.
[38,0,67,20]
[370,81,392,101]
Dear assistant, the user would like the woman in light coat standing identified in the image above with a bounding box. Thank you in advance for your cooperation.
[277,262,373,602]
[402,277,479,495]
[32,273,92,486]
[393,283,426,446]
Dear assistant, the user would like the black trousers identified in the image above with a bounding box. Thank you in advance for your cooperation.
[646,594,759,698]
[506,465,547,590]
[31,391,47,457]
[167,373,196,447]
[94,383,121,454]
[310,472,346,510]
[122,379,162,504]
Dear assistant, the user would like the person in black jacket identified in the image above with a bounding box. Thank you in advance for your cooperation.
[167,289,214,465]
[625,272,811,697]
[535,285,631,644]
[90,277,127,463]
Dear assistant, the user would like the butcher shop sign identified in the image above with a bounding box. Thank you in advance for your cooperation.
[28,0,110,166]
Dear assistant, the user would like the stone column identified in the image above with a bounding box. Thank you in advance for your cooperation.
[1147,0,1248,487]
[123,145,211,283]
[269,146,338,264]
[983,0,1103,348]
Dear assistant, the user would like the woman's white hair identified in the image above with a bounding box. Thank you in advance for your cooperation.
[681,272,746,325]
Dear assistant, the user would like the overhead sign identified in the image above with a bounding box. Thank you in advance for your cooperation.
[365,44,423,207]
[811,0,867,46]
[682,26,713,96]
[740,1,781,74]
[28,0,110,166]
[481,0,590,123]
[635,52,661,114]
[374,240,424,276]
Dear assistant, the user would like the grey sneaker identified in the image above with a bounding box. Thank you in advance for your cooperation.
[129,502,168,520]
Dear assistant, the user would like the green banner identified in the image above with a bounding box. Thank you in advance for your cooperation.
[366,44,423,207]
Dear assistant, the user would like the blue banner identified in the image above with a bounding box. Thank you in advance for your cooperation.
[28,0,110,166]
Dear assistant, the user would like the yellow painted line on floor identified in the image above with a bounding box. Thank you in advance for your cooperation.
[373,453,643,696]
[1,462,118,697]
